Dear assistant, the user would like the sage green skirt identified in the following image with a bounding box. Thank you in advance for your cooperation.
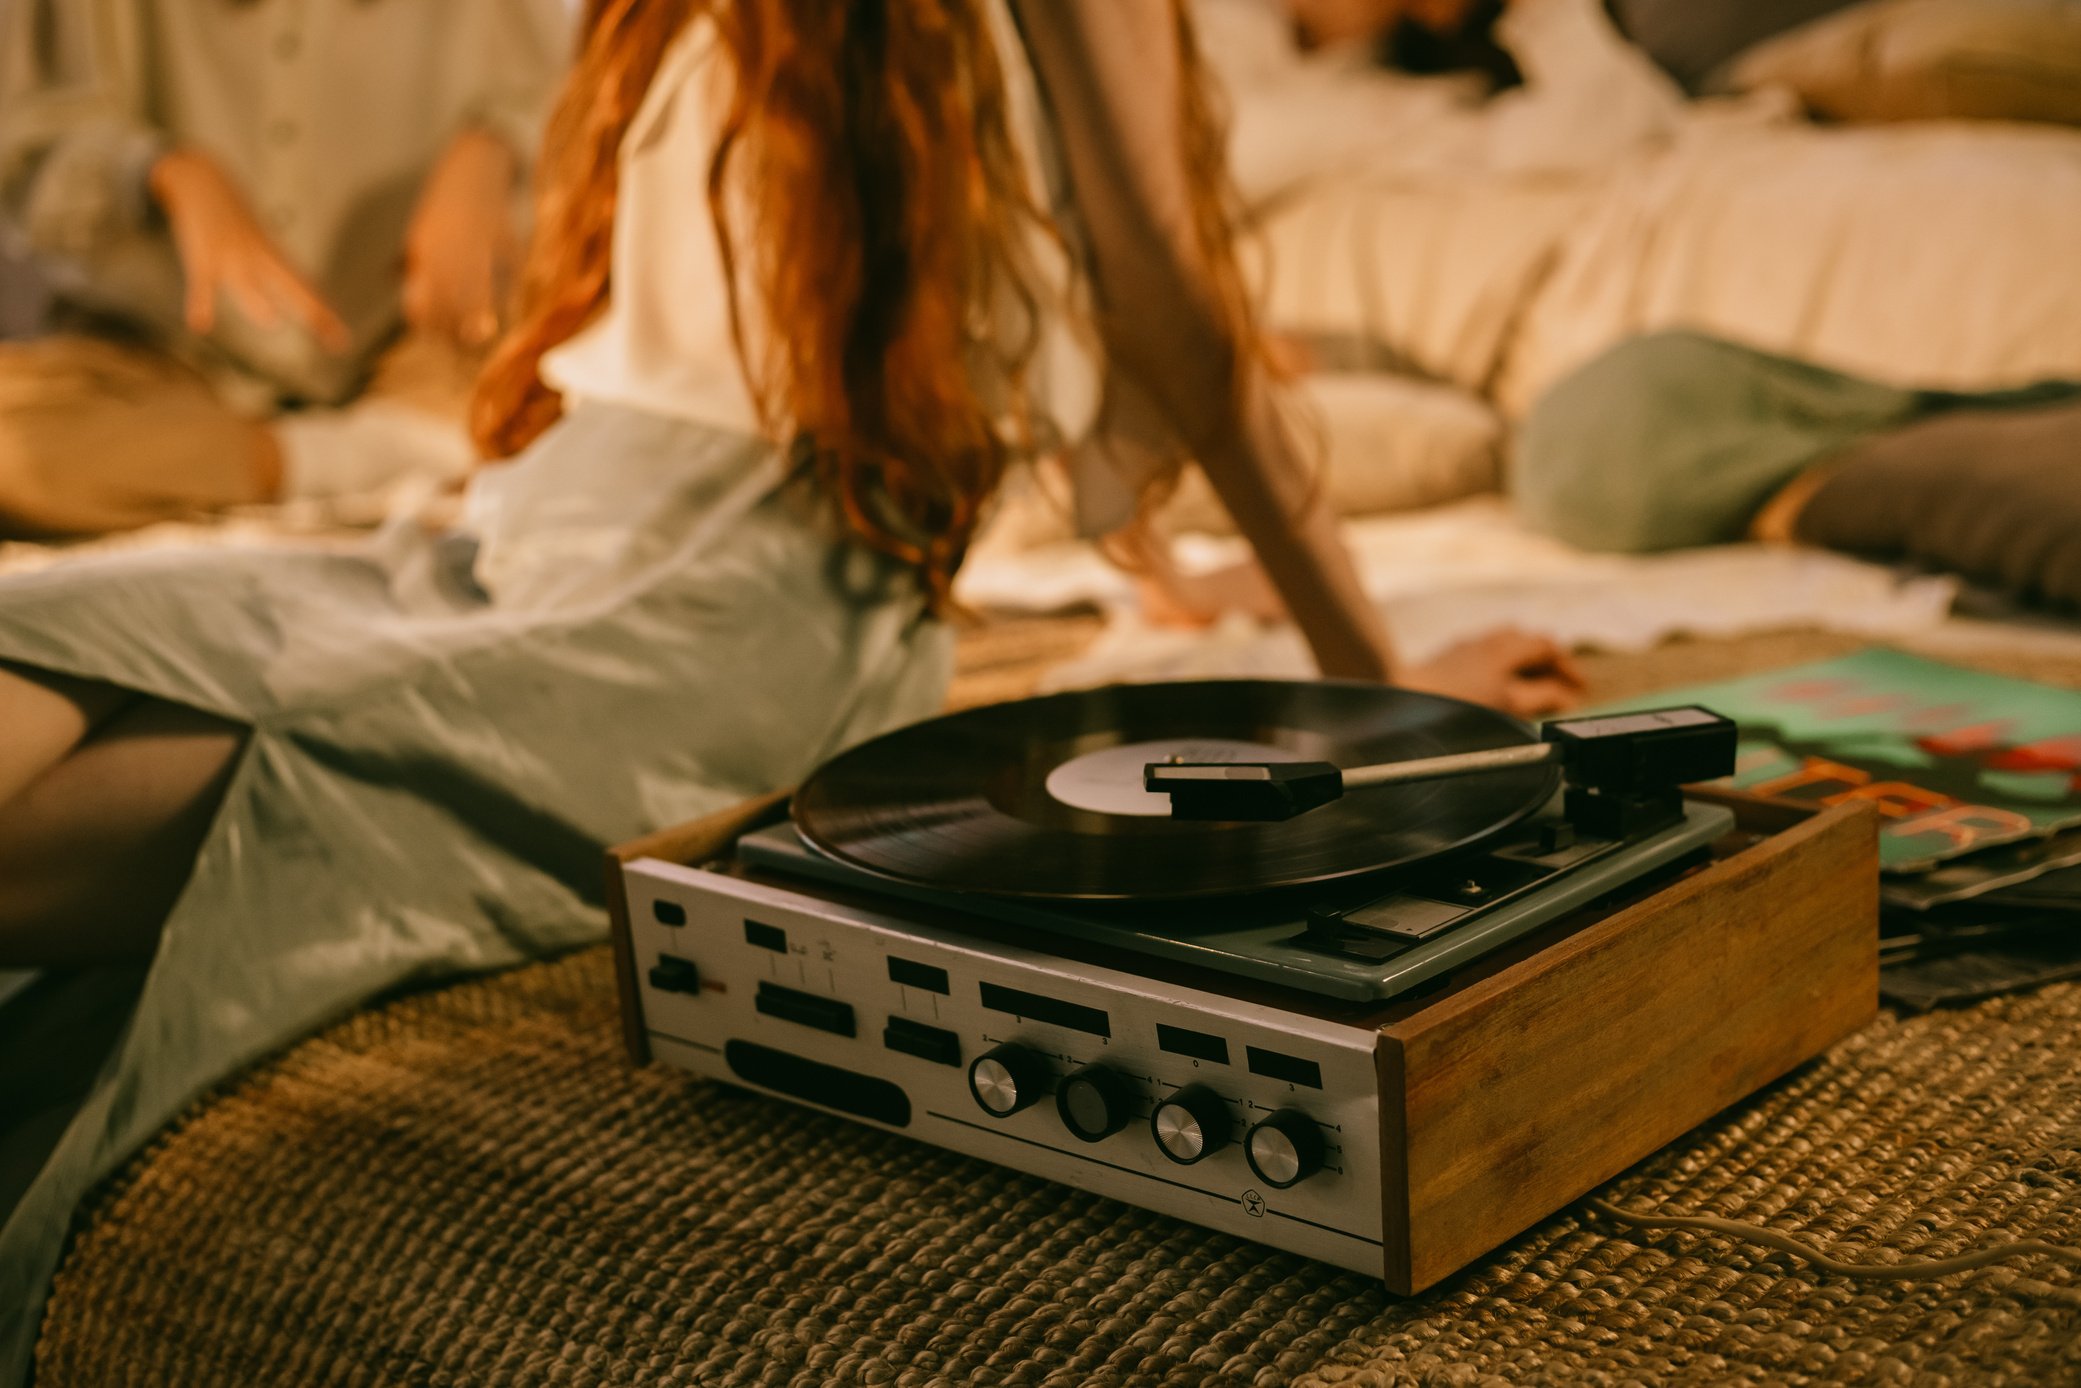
[0,402,953,1380]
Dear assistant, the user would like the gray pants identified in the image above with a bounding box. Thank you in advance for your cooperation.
[1798,400,2081,611]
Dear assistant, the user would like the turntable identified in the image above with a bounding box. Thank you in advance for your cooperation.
[608,682,1877,1291]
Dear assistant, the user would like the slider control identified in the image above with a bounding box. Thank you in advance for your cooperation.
[648,955,701,995]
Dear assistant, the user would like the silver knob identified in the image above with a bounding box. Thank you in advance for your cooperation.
[1244,1109,1326,1189]
[1057,1064,1136,1143]
[968,1043,1048,1118]
[1150,1084,1232,1165]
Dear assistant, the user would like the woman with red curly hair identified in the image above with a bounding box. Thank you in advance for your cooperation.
[0,2,1575,1355]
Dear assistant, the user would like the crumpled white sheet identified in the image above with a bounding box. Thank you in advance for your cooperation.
[1209,0,2081,413]
[1196,0,1706,207]
[0,472,461,581]
[953,495,1960,689]
[0,511,363,580]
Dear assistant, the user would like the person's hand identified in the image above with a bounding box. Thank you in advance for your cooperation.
[1398,628,1585,717]
[149,147,350,350]
[403,128,520,349]
[1134,556,1290,628]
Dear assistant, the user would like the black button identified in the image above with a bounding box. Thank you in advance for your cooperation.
[883,1016,962,1067]
[744,919,787,953]
[755,981,855,1037]
[648,955,700,995]
[652,900,687,927]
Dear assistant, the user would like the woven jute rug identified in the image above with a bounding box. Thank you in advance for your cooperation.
[33,626,2081,1386]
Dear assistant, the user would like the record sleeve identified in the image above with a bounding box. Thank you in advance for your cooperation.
[1598,650,2081,871]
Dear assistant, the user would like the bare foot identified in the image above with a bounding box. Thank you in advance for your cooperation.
[1749,465,1837,545]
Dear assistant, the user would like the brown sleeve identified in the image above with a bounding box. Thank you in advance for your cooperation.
[1794,400,2081,610]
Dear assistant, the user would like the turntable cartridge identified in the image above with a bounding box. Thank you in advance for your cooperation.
[1146,706,1736,824]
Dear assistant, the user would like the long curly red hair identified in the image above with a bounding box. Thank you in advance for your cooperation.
[474,0,1250,607]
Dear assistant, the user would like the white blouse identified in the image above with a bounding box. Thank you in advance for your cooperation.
[541,8,1102,464]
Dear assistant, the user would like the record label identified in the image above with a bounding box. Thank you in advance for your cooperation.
[1044,738,1297,817]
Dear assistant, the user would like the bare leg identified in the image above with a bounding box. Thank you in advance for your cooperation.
[1748,463,1839,545]
[0,662,137,805]
[0,699,244,966]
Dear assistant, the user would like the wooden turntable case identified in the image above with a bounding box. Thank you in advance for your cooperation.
[607,790,1877,1295]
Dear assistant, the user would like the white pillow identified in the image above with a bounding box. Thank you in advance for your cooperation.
[1497,120,2081,414]
[972,373,1505,552]
[1158,372,1504,535]
[1246,177,1597,397]
[1721,0,2081,125]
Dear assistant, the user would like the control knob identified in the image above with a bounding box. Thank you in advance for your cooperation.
[969,1043,1049,1118]
[1150,1084,1232,1165]
[1056,1064,1137,1142]
[1245,1109,1327,1189]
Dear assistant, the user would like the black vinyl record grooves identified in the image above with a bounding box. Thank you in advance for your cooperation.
[793,680,1560,901]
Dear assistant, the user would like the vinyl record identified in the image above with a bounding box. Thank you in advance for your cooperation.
[793,679,1560,900]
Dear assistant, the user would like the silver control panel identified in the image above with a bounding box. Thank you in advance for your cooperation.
[626,857,1386,1275]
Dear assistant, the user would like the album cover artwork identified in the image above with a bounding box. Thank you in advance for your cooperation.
[1604,649,2081,871]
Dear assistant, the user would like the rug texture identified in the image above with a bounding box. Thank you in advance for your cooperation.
[32,628,2081,1386]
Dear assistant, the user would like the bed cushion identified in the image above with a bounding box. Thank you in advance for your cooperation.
[1157,371,1504,536]
[1247,175,1595,398]
[1496,120,2081,415]
[1606,0,1863,89]
[973,372,1505,551]
[1720,0,2081,125]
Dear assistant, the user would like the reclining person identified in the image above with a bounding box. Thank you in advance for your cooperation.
[0,0,570,537]
[1516,330,2081,611]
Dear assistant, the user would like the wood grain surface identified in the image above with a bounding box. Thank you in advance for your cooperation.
[1377,799,1879,1292]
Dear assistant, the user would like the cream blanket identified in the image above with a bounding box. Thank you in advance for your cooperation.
[1210,0,2081,413]
[957,495,1963,686]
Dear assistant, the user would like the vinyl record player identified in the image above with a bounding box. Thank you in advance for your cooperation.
[608,681,1878,1290]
